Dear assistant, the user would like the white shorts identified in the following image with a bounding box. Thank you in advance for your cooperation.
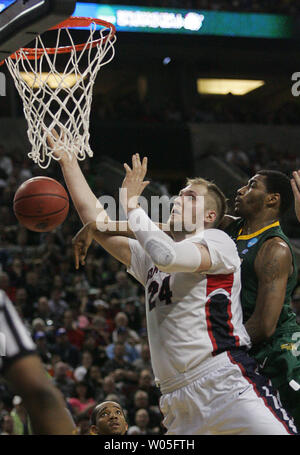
[159,349,298,435]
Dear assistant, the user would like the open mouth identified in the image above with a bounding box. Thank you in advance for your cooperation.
[110,422,120,428]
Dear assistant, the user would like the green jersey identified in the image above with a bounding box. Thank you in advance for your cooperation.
[226,219,300,429]
[225,219,298,338]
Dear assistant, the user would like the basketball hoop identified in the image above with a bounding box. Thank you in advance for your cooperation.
[4,17,117,169]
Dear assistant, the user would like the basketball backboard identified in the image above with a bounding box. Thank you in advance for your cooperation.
[0,0,77,62]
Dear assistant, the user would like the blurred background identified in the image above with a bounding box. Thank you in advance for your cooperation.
[1,0,300,435]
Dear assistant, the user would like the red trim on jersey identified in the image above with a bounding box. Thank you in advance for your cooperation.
[205,298,218,355]
[226,298,240,348]
[227,352,294,435]
[205,274,240,354]
[206,274,234,296]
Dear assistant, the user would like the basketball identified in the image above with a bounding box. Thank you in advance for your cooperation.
[13,177,69,232]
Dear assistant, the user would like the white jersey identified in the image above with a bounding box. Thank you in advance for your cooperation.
[127,229,251,393]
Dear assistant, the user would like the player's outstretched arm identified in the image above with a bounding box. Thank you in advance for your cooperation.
[47,130,134,238]
[48,130,170,238]
[291,170,300,223]
[73,221,132,268]
[5,355,76,435]
[47,129,104,225]
[245,237,292,344]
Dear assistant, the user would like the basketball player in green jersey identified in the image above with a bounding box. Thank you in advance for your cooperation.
[222,170,300,429]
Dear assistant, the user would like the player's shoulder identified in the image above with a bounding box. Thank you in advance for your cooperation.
[258,236,292,261]
[190,228,238,251]
[203,228,237,245]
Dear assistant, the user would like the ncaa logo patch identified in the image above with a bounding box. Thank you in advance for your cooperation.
[247,238,258,248]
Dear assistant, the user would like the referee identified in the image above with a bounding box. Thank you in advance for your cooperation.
[0,289,75,434]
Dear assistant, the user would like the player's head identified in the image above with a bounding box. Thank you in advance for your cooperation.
[169,177,227,234]
[90,401,128,435]
[235,170,293,219]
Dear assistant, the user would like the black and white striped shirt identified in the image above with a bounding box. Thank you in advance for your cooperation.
[0,290,36,373]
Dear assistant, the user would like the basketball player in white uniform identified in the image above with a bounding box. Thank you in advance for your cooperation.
[56,146,297,434]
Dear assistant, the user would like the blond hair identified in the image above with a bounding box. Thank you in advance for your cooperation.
[186,177,227,227]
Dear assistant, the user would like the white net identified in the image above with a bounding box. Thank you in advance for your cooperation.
[5,20,116,169]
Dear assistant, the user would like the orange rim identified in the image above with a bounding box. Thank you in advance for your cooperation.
[8,17,116,60]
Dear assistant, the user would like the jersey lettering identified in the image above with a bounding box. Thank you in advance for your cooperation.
[147,276,173,311]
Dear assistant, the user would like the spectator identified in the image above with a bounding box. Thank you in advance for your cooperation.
[112,312,140,346]
[68,381,96,419]
[63,309,85,349]
[10,396,32,435]
[81,333,108,367]
[6,258,25,287]
[107,271,138,301]
[52,362,75,398]
[102,342,138,387]
[127,425,143,435]
[123,297,141,333]
[74,350,94,382]
[24,270,44,302]
[127,390,161,429]
[0,145,13,177]
[75,414,91,435]
[0,414,14,435]
[48,289,68,323]
[85,365,103,400]
[33,296,53,325]
[138,369,161,407]
[14,288,30,319]
[131,408,153,435]
[96,375,127,408]
[106,327,140,363]
[34,331,52,366]
[133,342,153,374]
[51,328,80,368]
[89,315,110,347]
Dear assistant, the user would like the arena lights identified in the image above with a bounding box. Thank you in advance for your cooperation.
[72,3,294,39]
[197,79,265,96]
[19,72,84,89]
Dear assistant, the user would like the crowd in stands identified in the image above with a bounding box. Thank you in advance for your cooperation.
[94,92,300,127]
[0,144,164,435]
[224,142,300,178]
[89,0,297,15]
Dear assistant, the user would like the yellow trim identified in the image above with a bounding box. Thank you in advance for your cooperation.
[237,221,280,240]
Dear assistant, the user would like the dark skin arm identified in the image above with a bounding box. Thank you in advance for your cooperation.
[245,237,292,344]
[5,355,75,435]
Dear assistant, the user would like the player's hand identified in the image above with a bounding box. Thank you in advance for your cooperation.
[120,153,150,215]
[46,128,76,166]
[291,171,300,222]
[72,222,96,269]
